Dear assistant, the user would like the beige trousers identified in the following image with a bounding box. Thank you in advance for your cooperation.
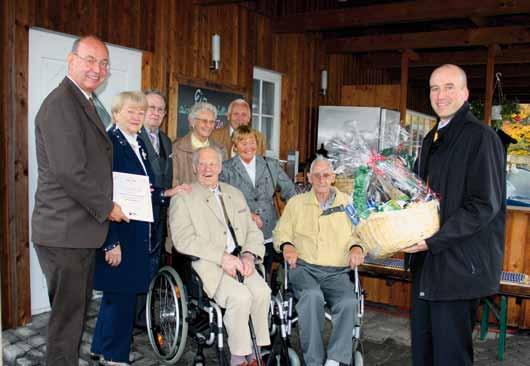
[213,271,271,356]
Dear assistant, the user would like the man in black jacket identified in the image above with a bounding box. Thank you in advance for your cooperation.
[403,64,506,366]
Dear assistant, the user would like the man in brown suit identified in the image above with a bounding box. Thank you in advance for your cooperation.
[32,35,127,366]
[211,98,267,159]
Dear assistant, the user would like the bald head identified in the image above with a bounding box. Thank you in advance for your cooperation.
[429,64,469,120]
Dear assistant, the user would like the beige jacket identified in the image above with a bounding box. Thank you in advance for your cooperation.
[169,182,265,297]
[211,125,267,159]
[273,189,364,267]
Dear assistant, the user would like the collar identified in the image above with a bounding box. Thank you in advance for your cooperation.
[146,126,160,135]
[66,76,92,100]
[438,117,452,130]
[304,188,337,209]
[239,155,256,168]
[191,133,210,149]
[117,126,139,146]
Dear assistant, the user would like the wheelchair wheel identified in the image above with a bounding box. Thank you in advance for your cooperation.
[146,266,188,364]
[261,347,300,366]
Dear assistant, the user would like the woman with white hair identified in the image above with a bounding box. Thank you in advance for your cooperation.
[172,102,226,186]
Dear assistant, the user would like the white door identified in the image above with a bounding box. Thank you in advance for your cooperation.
[28,28,143,315]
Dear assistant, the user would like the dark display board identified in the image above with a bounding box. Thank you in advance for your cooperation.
[177,84,243,138]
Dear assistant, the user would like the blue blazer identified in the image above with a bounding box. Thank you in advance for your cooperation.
[94,127,167,294]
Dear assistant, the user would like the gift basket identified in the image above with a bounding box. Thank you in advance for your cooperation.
[328,121,440,258]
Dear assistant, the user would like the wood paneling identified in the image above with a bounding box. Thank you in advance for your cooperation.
[341,85,400,110]
[1,0,326,327]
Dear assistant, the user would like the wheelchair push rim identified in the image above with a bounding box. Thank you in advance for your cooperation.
[146,266,188,364]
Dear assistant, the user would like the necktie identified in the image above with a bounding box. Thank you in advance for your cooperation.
[149,131,160,155]
[89,97,105,128]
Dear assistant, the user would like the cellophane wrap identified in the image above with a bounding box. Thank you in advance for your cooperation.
[327,121,439,258]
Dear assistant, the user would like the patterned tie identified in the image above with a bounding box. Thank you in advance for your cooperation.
[149,131,160,155]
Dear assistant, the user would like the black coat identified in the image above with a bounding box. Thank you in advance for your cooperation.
[408,102,506,301]
[138,127,173,253]
[94,127,166,293]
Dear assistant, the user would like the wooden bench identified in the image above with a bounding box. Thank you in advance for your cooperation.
[359,257,530,361]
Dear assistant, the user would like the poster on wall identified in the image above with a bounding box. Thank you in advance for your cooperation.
[177,84,244,138]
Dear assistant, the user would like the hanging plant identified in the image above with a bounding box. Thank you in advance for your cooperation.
[501,99,520,122]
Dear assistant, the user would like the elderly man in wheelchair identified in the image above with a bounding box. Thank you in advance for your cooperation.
[162,146,270,366]
[273,156,366,366]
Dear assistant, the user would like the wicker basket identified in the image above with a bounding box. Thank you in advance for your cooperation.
[358,200,440,258]
[334,176,355,195]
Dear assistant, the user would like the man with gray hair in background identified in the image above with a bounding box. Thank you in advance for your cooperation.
[211,98,267,159]
[169,146,270,365]
[273,157,365,366]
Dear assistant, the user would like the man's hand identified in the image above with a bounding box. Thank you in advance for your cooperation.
[401,240,429,253]
[240,253,256,277]
[108,203,129,223]
[105,245,122,267]
[283,244,298,269]
[251,213,264,229]
[349,246,365,268]
[221,252,243,278]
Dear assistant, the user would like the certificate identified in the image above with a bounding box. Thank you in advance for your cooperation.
[113,172,154,223]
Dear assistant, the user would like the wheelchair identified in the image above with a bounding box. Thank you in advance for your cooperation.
[145,255,301,365]
[266,262,365,366]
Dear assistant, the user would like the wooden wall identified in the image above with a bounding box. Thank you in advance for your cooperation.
[0,0,324,328]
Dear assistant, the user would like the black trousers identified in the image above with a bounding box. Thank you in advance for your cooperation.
[34,244,95,366]
[411,272,479,366]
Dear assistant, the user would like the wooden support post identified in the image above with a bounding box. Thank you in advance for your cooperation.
[399,50,410,125]
[484,44,497,125]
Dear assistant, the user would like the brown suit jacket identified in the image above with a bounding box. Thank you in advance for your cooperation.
[171,132,226,186]
[32,77,114,248]
[169,182,265,297]
[210,125,267,159]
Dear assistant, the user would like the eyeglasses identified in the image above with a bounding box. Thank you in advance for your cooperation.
[311,172,334,179]
[148,106,166,114]
[73,52,110,70]
[195,118,216,125]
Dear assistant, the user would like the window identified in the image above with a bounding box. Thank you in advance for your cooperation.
[252,67,282,158]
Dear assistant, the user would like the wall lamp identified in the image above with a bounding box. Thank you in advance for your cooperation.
[210,34,221,70]
[320,69,328,96]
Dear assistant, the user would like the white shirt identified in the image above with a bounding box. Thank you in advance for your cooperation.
[210,186,236,253]
[118,127,147,174]
[239,155,257,187]
[438,117,452,130]
[66,76,91,100]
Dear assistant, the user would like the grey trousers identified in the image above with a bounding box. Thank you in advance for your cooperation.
[289,260,356,366]
[34,245,95,366]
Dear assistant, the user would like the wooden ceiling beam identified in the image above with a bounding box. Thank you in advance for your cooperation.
[272,0,530,33]
[193,0,250,5]
[396,64,530,80]
[358,47,530,68]
[326,26,530,53]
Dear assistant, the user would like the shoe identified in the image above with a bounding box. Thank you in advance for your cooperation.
[99,359,131,366]
[89,352,102,361]
[247,359,264,366]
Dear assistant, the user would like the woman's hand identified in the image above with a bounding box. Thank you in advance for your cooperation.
[164,184,192,198]
[105,245,122,267]
[251,213,264,229]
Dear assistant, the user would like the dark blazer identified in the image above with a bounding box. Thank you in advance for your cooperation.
[220,155,296,239]
[408,102,506,301]
[32,77,113,248]
[94,127,168,293]
[138,127,173,253]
